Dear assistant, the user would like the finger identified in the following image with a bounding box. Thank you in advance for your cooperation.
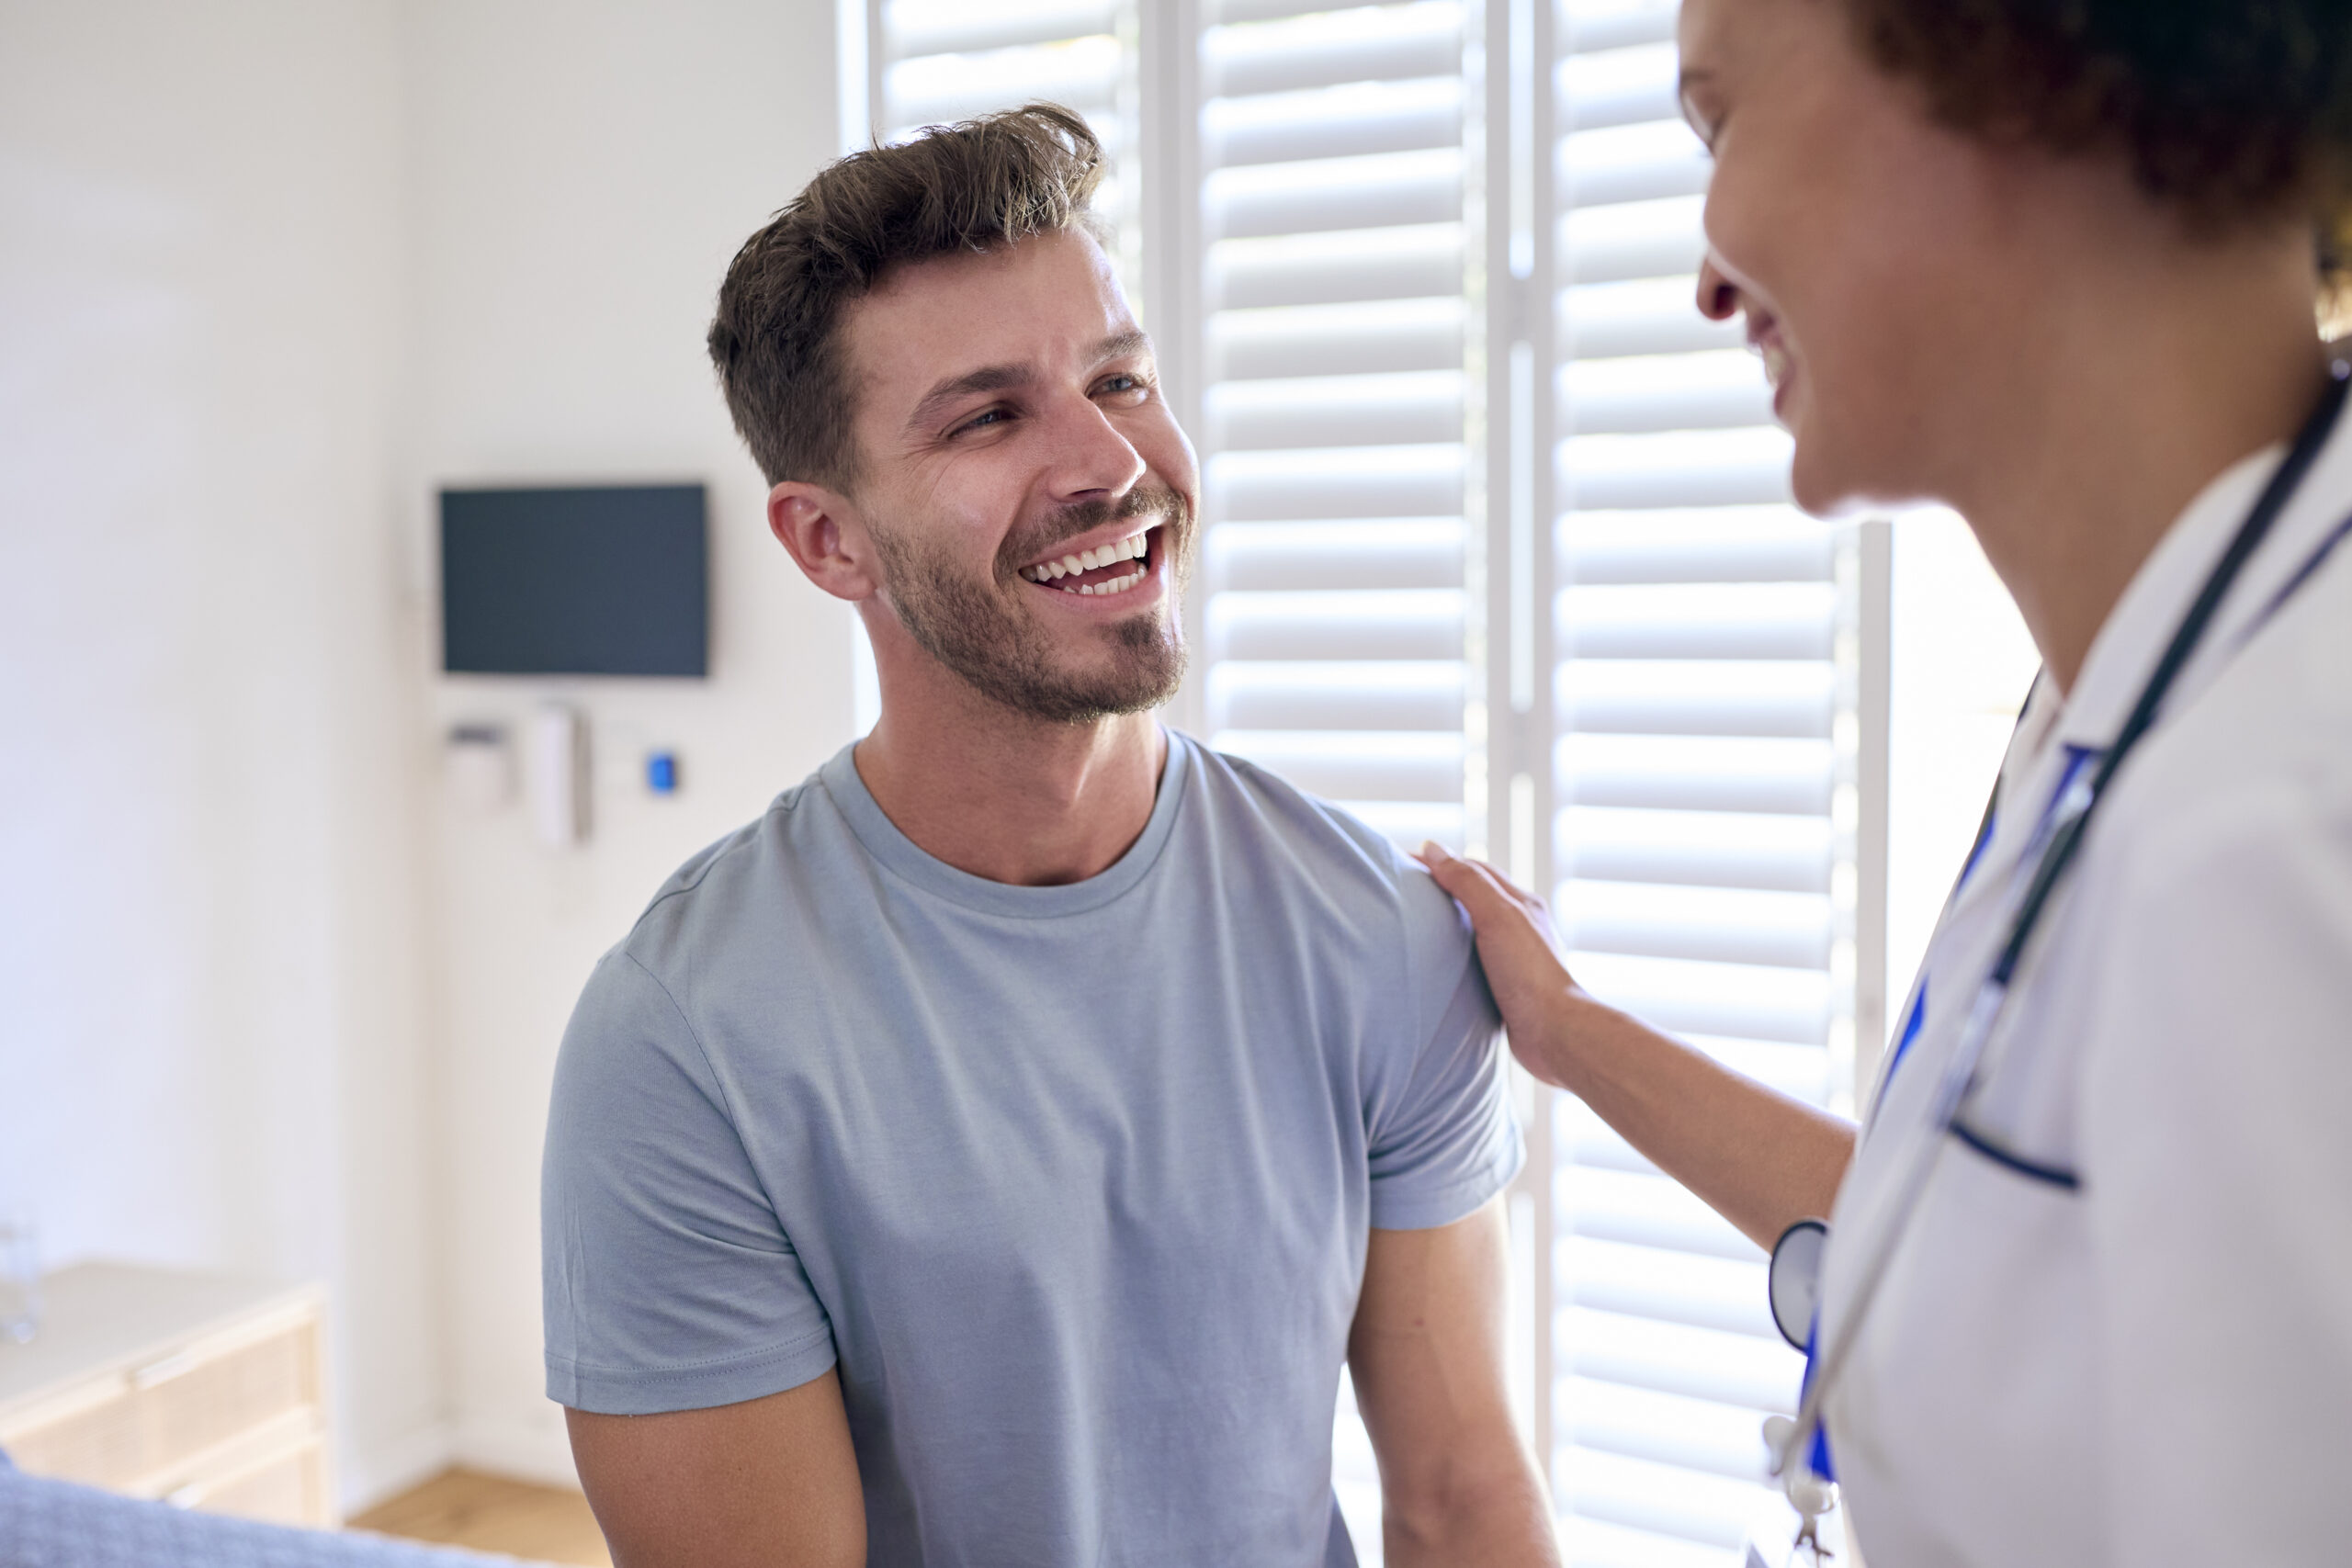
[1421,844,1580,1007]
[1419,843,1535,925]
[1419,840,1538,915]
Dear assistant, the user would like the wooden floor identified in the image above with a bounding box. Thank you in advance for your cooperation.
[349,1469,612,1566]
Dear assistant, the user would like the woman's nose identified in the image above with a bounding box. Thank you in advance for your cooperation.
[1696,252,1741,322]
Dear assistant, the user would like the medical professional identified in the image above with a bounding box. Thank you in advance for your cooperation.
[1418,0,2352,1562]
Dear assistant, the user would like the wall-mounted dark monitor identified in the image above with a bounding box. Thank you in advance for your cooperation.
[440,484,707,677]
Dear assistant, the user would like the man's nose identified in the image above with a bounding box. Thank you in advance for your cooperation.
[1696,252,1741,323]
[1042,393,1148,504]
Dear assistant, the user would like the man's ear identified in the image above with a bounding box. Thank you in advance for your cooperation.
[768,481,882,603]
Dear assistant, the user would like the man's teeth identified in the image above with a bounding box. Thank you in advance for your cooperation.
[1020,531,1150,584]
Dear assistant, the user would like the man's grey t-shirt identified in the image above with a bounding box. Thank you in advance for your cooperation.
[542,732,1521,1567]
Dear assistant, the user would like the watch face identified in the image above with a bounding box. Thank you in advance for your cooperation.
[1770,1216,1830,1351]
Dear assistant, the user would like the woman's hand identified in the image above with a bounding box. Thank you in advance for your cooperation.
[1415,840,1587,1091]
[1418,840,1858,1250]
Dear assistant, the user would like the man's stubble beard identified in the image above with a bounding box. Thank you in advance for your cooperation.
[867,482,1195,727]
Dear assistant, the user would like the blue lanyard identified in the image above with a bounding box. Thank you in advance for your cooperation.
[1870,739,2095,1122]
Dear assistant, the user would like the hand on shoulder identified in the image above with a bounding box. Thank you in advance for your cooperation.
[1415,841,1594,1092]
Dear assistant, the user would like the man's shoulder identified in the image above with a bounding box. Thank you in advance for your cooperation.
[1186,735,1399,874]
[613,765,858,980]
[1178,733,1468,949]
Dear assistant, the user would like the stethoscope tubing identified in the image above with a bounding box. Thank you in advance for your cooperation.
[1772,364,2352,1486]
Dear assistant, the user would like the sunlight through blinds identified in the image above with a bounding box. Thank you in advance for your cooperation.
[1196,0,1473,854]
[1547,1,1852,1562]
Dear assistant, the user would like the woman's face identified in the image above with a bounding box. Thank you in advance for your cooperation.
[1679,0,2015,515]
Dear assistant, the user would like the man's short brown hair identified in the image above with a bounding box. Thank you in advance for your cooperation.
[1843,0,2352,285]
[707,103,1106,491]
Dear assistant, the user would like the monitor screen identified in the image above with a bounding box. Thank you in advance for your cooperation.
[439,484,707,677]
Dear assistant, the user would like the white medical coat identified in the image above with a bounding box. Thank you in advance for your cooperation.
[1818,421,2352,1566]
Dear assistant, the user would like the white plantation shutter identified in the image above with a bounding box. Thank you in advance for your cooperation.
[846,6,1883,1562]
[1193,0,1474,854]
[1542,2,1851,1562]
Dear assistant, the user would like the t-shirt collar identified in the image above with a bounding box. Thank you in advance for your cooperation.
[817,727,1192,918]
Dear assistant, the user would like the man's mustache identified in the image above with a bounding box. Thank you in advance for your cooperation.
[1000,483,1196,573]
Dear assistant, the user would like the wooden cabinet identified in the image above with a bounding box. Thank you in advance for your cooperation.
[0,1263,334,1527]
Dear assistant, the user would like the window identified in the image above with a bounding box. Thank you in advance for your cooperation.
[837,5,2030,1562]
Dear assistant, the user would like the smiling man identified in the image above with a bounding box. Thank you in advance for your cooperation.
[539,106,1557,1568]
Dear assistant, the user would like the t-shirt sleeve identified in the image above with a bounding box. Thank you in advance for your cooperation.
[1363,868,1524,1230]
[542,948,839,1414]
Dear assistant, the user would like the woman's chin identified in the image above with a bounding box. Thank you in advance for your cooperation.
[1783,411,1851,518]
[1788,429,1933,521]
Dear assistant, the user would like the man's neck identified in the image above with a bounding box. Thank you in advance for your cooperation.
[1937,226,2326,699]
[853,674,1167,887]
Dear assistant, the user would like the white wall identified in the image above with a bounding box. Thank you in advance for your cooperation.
[1,0,852,1506]
[401,0,852,1484]
[0,0,444,1508]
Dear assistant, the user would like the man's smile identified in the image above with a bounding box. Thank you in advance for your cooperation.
[1017,523,1162,597]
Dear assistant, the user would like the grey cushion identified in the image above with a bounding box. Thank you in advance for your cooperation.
[0,1462,545,1568]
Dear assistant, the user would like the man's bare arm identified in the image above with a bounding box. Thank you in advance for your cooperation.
[1421,844,1853,1250]
[566,1370,865,1568]
[1350,1201,1561,1567]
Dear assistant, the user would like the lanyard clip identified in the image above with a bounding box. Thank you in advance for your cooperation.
[1760,1414,1838,1562]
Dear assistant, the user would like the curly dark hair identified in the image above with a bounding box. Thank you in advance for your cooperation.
[1845,0,2352,287]
[708,104,1106,491]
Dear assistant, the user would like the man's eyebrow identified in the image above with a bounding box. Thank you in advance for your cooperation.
[904,331,1156,432]
[907,361,1033,432]
[1094,329,1151,364]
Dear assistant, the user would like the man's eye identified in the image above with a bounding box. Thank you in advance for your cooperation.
[1099,374,1148,397]
[955,408,1011,435]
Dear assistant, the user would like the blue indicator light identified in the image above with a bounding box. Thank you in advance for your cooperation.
[647,751,679,795]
